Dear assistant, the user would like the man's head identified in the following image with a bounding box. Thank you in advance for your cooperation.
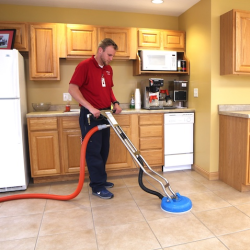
[96,38,118,66]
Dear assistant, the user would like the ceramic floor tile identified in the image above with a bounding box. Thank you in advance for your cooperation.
[95,221,161,250]
[0,199,46,217]
[44,192,91,212]
[39,207,94,236]
[163,237,228,250]
[138,201,181,221]
[161,170,194,182]
[0,214,43,241]
[49,180,89,194]
[194,206,250,236]
[213,188,250,206]
[36,229,98,250]
[148,213,214,248]
[196,179,231,191]
[89,187,135,207]
[187,192,231,212]
[122,175,140,187]
[169,179,210,195]
[183,170,209,182]
[0,237,37,250]
[92,203,145,228]
[219,229,250,250]
[235,203,250,216]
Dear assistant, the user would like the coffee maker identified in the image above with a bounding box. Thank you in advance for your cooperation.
[141,78,164,109]
[169,80,188,107]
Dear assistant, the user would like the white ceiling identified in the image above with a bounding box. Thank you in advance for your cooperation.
[0,0,200,16]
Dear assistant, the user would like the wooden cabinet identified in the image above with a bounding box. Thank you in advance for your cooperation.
[66,24,97,57]
[0,22,29,51]
[59,116,82,174]
[138,114,164,166]
[220,9,250,75]
[27,114,141,182]
[138,29,161,49]
[219,115,250,191]
[98,27,136,59]
[162,30,185,50]
[27,117,61,177]
[29,23,59,80]
[137,28,185,51]
[106,114,133,170]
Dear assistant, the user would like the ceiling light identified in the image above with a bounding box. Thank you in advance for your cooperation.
[152,0,164,4]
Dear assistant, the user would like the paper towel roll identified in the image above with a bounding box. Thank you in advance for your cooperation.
[135,88,141,110]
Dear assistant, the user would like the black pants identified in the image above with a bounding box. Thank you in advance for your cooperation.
[79,107,110,192]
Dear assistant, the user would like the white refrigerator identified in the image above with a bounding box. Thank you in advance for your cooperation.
[0,49,29,192]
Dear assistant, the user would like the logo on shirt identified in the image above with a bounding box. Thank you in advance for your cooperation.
[106,71,111,75]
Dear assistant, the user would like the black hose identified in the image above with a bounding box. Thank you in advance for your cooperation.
[137,156,164,200]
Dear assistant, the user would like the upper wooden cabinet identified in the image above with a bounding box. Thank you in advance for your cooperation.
[66,24,97,57]
[220,9,250,75]
[137,28,185,51]
[0,22,29,51]
[162,30,185,50]
[29,23,59,80]
[98,27,136,59]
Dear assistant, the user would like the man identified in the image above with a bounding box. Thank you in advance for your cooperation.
[68,38,122,199]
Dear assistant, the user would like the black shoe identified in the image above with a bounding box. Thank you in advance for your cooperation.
[92,188,114,199]
[105,182,114,188]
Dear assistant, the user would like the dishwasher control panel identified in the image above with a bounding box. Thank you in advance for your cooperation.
[164,113,194,124]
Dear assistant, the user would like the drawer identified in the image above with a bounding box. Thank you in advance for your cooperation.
[140,125,163,137]
[61,116,79,129]
[140,149,163,166]
[139,114,163,125]
[114,114,130,126]
[139,137,163,150]
[28,117,58,131]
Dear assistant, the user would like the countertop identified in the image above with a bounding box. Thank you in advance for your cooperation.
[26,107,195,118]
[218,104,250,118]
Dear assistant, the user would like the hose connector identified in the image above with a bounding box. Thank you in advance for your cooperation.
[97,124,110,130]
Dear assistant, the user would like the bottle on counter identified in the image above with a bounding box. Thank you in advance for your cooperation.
[130,93,135,109]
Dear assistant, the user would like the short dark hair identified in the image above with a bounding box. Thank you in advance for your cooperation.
[98,38,118,51]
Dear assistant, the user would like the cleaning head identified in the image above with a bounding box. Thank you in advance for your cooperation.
[161,193,192,214]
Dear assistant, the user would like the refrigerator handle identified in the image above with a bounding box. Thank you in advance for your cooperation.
[14,102,22,144]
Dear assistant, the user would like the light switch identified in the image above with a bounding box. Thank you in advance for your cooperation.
[194,88,198,97]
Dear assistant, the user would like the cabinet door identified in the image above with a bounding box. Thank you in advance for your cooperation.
[66,24,97,57]
[235,11,250,73]
[29,23,59,80]
[106,126,133,170]
[99,27,131,58]
[0,22,28,51]
[29,131,61,177]
[138,29,161,49]
[163,31,185,50]
[61,129,82,173]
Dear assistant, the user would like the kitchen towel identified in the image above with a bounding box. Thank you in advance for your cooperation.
[135,88,141,110]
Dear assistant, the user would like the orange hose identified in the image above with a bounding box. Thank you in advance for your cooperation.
[0,126,99,203]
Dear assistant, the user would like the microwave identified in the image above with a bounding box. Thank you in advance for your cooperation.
[140,50,177,71]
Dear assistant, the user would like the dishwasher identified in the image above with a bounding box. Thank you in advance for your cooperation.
[163,113,194,172]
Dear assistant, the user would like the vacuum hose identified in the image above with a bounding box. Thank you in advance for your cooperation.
[0,126,99,203]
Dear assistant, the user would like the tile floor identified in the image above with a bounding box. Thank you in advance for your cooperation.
[1,169,250,249]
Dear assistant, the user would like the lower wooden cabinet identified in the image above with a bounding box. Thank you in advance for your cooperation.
[219,115,250,191]
[27,113,148,182]
[28,117,61,177]
[139,114,164,166]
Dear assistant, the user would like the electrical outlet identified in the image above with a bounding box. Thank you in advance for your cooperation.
[63,93,68,101]
[194,88,198,98]
[68,94,72,101]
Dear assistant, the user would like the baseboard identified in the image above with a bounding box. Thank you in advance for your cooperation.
[192,164,219,180]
